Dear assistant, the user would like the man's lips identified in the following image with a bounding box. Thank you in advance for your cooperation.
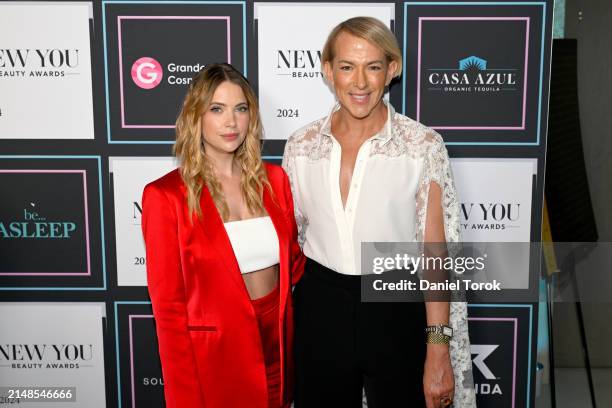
[349,92,371,104]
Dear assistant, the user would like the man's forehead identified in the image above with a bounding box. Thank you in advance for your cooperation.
[332,32,385,61]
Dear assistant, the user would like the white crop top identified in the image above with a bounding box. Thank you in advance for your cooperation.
[223,216,280,274]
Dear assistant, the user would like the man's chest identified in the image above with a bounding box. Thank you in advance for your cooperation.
[294,154,424,216]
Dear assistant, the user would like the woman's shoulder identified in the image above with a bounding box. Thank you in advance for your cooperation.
[143,168,183,199]
[263,161,287,184]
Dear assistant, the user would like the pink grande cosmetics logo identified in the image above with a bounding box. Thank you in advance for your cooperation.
[131,57,163,89]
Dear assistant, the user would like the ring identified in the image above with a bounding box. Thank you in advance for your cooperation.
[440,396,453,407]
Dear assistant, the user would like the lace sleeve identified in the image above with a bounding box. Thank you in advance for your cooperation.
[282,135,308,248]
[415,131,461,245]
[415,131,477,408]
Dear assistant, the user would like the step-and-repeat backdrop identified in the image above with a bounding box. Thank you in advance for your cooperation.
[0,1,552,407]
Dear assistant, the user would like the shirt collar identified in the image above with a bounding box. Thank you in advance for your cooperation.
[320,100,395,146]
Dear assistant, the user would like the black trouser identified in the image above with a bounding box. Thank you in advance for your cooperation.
[294,258,427,408]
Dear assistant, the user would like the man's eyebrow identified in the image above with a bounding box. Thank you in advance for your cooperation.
[336,59,384,65]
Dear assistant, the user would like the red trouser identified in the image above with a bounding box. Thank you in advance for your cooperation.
[252,284,287,408]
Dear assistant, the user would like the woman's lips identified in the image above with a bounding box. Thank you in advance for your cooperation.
[222,132,239,141]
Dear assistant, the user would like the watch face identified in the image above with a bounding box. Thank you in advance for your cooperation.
[443,326,453,337]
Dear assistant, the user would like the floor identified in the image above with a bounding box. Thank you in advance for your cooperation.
[535,368,612,407]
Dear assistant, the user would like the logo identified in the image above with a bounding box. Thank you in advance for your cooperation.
[142,377,164,386]
[110,157,177,285]
[0,49,80,78]
[130,56,208,89]
[131,57,163,89]
[0,343,94,370]
[427,55,518,94]
[116,306,166,406]
[460,202,521,231]
[0,164,100,282]
[0,202,77,239]
[409,14,539,140]
[451,158,534,242]
[0,4,94,140]
[468,306,530,406]
[471,344,503,395]
[104,4,242,142]
[132,201,142,225]
[276,49,323,79]
[471,344,498,380]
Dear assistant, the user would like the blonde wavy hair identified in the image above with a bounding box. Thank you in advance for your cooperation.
[174,63,272,221]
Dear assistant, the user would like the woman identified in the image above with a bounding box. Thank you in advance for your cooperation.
[142,63,304,408]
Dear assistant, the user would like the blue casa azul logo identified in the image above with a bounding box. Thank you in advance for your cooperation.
[427,55,517,93]
[459,56,487,70]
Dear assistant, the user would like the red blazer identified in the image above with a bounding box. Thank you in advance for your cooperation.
[141,163,305,408]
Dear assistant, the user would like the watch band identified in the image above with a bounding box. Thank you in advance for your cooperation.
[425,331,451,344]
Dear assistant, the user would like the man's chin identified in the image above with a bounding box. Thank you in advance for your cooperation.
[340,104,376,120]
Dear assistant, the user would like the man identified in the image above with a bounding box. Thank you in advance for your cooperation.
[282,17,475,408]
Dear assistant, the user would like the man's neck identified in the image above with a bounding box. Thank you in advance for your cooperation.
[332,101,388,146]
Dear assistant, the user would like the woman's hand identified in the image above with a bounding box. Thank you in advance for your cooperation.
[423,344,455,408]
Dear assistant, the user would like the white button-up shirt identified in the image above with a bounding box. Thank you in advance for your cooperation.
[282,101,461,275]
[282,101,476,406]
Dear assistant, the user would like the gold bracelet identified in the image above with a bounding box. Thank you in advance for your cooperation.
[425,331,451,344]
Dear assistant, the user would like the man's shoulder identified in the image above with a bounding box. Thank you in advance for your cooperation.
[391,110,445,148]
[286,116,327,147]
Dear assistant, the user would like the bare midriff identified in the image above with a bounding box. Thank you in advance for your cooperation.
[242,264,279,300]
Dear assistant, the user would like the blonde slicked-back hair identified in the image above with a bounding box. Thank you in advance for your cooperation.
[174,63,271,222]
[321,16,403,78]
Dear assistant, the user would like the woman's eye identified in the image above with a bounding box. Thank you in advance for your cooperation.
[210,106,222,113]
[236,106,248,112]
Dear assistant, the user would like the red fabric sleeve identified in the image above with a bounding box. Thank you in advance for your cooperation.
[141,184,205,408]
[280,170,305,285]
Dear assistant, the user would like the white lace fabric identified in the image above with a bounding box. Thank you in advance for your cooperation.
[282,101,476,407]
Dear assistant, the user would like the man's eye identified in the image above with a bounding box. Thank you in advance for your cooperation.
[339,66,352,71]
[369,65,382,71]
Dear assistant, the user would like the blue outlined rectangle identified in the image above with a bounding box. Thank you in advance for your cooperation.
[468,303,534,408]
[114,301,153,408]
[102,0,248,144]
[0,155,107,291]
[403,2,547,146]
[113,303,535,407]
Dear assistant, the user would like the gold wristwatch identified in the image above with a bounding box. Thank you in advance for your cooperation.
[425,324,453,344]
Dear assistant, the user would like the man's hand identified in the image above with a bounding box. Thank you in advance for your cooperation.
[423,344,455,408]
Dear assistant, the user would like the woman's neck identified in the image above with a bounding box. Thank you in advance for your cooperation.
[206,151,239,179]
